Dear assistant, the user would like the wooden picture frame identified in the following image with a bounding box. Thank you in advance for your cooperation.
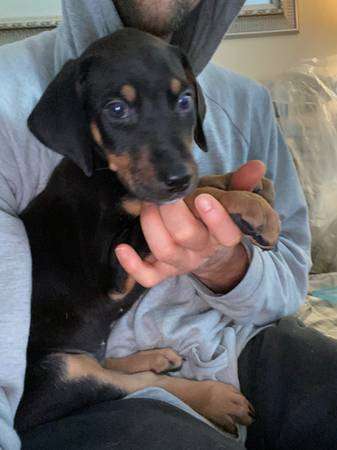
[227,0,299,38]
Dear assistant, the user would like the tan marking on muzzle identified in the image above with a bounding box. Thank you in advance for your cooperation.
[170,78,182,95]
[109,276,136,302]
[122,199,142,217]
[183,136,193,152]
[121,84,137,103]
[90,121,103,147]
[135,146,156,179]
[107,153,131,172]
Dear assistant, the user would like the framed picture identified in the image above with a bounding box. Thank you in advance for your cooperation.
[228,0,299,38]
[0,0,61,30]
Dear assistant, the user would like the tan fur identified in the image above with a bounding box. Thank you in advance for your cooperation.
[104,348,183,374]
[135,146,156,179]
[121,84,137,102]
[108,291,125,302]
[59,352,161,393]
[121,199,142,217]
[109,275,136,302]
[107,153,131,172]
[56,352,252,431]
[183,136,193,152]
[90,121,103,147]
[61,353,104,380]
[170,78,182,95]
[185,186,280,249]
[197,174,232,190]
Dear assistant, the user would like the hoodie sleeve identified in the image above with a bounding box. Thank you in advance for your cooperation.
[0,167,31,450]
[189,85,311,326]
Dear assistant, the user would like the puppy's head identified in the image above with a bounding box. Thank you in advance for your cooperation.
[28,28,207,203]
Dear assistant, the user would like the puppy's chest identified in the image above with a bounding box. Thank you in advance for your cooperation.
[24,161,149,351]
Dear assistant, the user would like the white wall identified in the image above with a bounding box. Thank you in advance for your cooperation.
[213,0,337,80]
[1,0,60,19]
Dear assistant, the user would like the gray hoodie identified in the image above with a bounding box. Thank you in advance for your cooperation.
[0,1,311,448]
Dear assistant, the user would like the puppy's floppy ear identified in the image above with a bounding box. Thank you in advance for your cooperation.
[28,58,93,176]
[180,52,208,152]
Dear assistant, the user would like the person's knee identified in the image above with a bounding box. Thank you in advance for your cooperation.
[110,399,245,449]
[22,398,245,450]
[264,316,309,346]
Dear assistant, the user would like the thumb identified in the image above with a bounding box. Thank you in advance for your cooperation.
[230,160,266,191]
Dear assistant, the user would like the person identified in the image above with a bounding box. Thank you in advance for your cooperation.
[0,1,336,449]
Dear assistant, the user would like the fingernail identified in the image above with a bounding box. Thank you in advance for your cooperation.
[197,196,213,213]
[115,247,125,258]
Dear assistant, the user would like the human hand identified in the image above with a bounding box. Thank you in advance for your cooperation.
[115,160,275,292]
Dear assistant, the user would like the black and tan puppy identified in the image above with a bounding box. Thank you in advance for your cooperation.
[15,28,279,434]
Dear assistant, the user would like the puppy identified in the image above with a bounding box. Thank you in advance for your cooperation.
[15,28,279,434]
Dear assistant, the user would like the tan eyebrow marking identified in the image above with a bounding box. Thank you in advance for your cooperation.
[121,84,137,102]
[170,78,182,95]
[90,121,103,147]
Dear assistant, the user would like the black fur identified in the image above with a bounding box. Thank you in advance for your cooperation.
[16,161,148,433]
[15,28,207,434]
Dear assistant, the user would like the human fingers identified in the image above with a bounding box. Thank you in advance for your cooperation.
[158,199,209,251]
[194,194,242,247]
[114,244,177,288]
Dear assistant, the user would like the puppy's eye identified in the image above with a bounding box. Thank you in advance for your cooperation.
[105,100,131,119]
[177,93,193,113]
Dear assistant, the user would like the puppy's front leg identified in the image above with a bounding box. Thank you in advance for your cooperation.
[185,185,280,249]
[63,353,253,432]
[154,375,254,433]
[104,348,183,374]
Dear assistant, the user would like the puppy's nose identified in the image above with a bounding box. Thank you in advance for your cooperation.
[164,173,192,192]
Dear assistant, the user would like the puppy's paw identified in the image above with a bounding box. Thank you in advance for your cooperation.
[197,173,233,192]
[105,348,183,374]
[200,382,255,433]
[144,348,183,373]
[185,186,280,249]
[198,173,275,207]
[252,176,275,207]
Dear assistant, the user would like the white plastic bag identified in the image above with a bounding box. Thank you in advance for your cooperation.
[267,56,337,273]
